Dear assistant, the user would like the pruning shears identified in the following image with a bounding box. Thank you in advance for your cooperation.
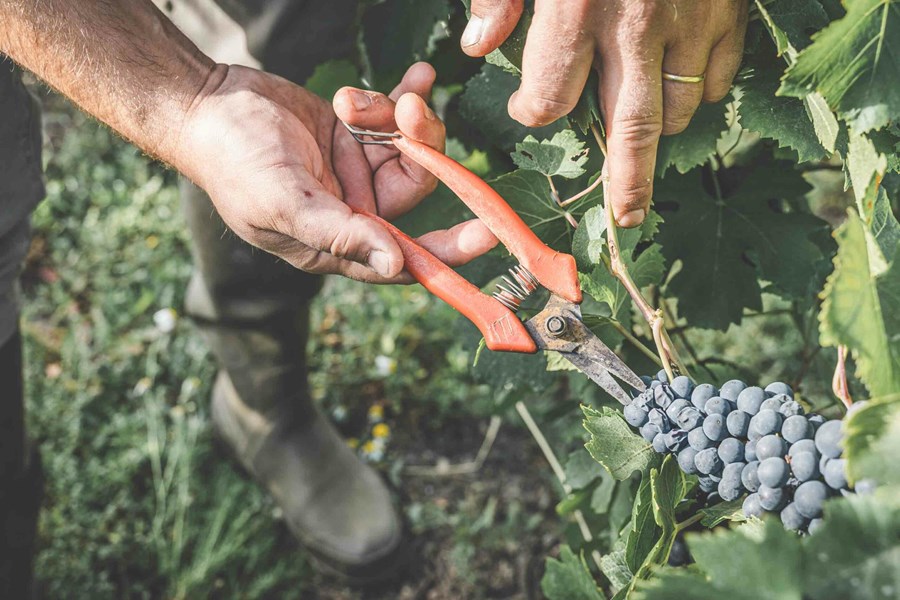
[343,122,647,404]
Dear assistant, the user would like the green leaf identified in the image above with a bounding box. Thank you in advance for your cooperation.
[755,0,830,55]
[656,96,731,175]
[643,456,688,572]
[572,205,608,269]
[656,167,827,329]
[819,213,900,397]
[512,130,589,179]
[625,473,659,574]
[362,0,450,87]
[863,184,900,273]
[698,498,747,528]
[591,476,618,514]
[541,546,606,600]
[737,60,825,162]
[565,449,604,490]
[489,169,593,252]
[780,0,900,133]
[583,405,659,481]
[303,59,360,101]
[803,491,900,599]
[847,134,889,204]
[460,65,567,152]
[599,543,633,596]
[845,394,900,485]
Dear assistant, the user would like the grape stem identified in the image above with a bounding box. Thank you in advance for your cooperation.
[675,512,704,532]
[832,344,853,408]
[589,123,688,381]
[515,401,603,572]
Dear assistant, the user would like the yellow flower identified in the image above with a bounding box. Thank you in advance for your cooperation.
[145,235,160,249]
[372,423,390,439]
[362,440,376,454]
[368,404,384,422]
[347,438,359,449]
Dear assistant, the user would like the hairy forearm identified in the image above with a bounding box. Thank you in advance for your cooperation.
[0,0,220,161]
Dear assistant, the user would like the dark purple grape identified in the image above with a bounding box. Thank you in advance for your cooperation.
[759,396,786,413]
[648,408,671,433]
[758,457,790,487]
[736,386,766,414]
[779,400,805,417]
[742,493,763,518]
[698,476,717,493]
[745,439,758,462]
[794,481,827,518]
[688,427,713,450]
[780,502,808,531]
[788,439,817,458]
[625,403,649,427]
[808,518,824,534]
[665,399,691,422]
[702,414,727,442]
[749,409,783,439]
[677,446,699,475]
[718,438,745,464]
[704,396,733,416]
[718,462,746,501]
[758,485,787,511]
[653,432,668,453]
[808,414,826,429]
[756,435,788,460]
[720,380,748,402]
[765,382,793,397]
[741,461,761,492]
[663,429,689,452]
[640,375,654,388]
[640,422,660,442]
[654,385,676,409]
[823,458,848,490]
[815,420,843,458]
[656,369,669,383]
[726,410,751,438]
[670,376,694,400]
[789,451,819,482]
[691,383,718,410]
[675,406,703,430]
[695,448,723,475]
[782,415,813,443]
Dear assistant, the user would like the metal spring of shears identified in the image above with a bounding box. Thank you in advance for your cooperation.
[343,122,401,146]
[493,265,540,312]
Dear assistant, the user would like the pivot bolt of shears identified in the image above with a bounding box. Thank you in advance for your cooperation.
[546,315,567,337]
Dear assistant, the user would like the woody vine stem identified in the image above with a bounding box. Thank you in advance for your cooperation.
[589,123,688,382]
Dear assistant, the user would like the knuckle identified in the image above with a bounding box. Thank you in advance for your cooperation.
[610,115,663,158]
[703,85,730,103]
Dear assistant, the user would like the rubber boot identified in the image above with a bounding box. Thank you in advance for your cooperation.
[0,329,43,598]
[181,181,406,582]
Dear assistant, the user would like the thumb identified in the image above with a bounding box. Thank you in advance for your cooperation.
[461,0,525,57]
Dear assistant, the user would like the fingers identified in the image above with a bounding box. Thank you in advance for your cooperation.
[461,0,525,57]
[507,2,594,127]
[661,42,711,135]
[704,19,746,102]
[599,40,665,228]
[415,218,498,267]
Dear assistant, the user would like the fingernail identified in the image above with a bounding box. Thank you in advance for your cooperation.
[367,250,393,277]
[461,15,484,48]
[617,208,646,228]
[350,90,372,111]
[423,103,436,120]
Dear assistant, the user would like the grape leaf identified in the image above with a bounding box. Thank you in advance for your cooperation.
[737,60,825,163]
[460,65,567,152]
[362,0,450,88]
[583,406,659,481]
[847,133,889,204]
[592,476,618,514]
[599,542,633,596]
[803,492,900,599]
[303,59,360,101]
[656,96,731,176]
[819,213,900,397]
[864,184,900,273]
[572,205,608,269]
[641,456,688,576]
[656,167,826,329]
[697,498,747,528]
[844,393,900,485]
[541,546,606,600]
[512,130,589,179]
[755,0,830,55]
[489,169,594,252]
[780,0,900,134]
[565,449,604,490]
[625,473,659,574]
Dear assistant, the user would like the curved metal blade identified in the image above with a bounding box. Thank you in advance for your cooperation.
[525,295,646,405]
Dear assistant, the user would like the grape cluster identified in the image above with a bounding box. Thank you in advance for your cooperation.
[625,371,875,534]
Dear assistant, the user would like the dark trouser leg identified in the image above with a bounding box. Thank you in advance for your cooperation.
[166,0,406,581]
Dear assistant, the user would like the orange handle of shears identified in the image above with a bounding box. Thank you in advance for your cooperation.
[392,135,582,305]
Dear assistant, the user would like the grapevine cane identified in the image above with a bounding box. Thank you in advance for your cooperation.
[588,124,688,381]
[832,345,853,408]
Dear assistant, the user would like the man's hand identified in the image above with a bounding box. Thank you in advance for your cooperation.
[461,0,748,227]
[177,62,498,282]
